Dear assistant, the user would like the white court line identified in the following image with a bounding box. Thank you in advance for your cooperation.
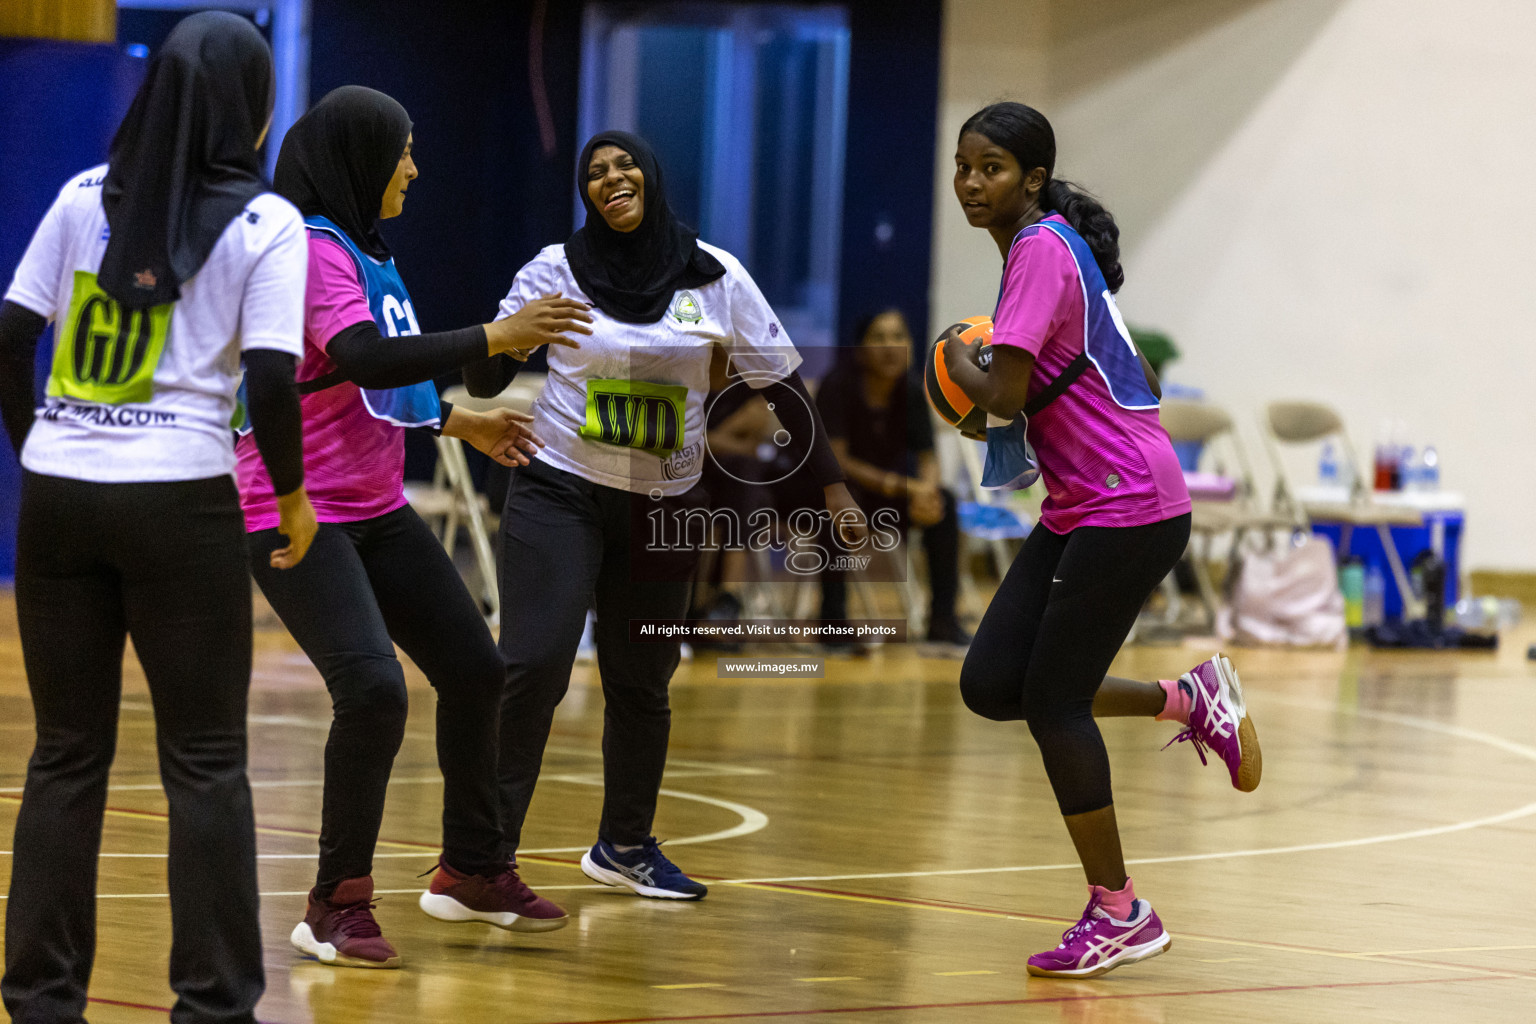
[0,771,770,860]
[6,693,1536,900]
[717,695,1536,886]
[0,884,611,902]
[30,693,1534,884]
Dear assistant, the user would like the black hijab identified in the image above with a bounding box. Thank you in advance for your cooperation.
[565,130,725,324]
[100,11,273,309]
[273,86,412,261]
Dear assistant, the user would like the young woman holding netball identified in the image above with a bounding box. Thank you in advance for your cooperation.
[466,130,863,900]
[0,14,314,1019]
[944,101,1262,978]
[235,86,591,969]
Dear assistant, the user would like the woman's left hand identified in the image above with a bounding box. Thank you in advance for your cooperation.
[459,408,545,467]
[824,482,869,549]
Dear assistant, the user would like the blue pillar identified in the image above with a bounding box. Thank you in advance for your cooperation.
[0,39,144,579]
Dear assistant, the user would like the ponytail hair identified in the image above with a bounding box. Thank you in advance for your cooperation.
[959,102,1125,293]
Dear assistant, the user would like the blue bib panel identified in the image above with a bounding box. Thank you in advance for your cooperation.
[234,215,441,434]
[1013,217,1159,412]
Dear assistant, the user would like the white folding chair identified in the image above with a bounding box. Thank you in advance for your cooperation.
[1160,399,1292,629]
[1262,400,1423,617]
[402,376,549,623]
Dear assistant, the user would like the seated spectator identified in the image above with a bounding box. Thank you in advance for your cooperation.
[815,309,968,646]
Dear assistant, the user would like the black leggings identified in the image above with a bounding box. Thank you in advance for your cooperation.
[495,458,703,854]
[960,514,1190,816]
[249,504,504,894]
[4,473,262,1024]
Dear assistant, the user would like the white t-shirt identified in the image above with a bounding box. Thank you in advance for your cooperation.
[4,164,307,483]
[496,242,801,495]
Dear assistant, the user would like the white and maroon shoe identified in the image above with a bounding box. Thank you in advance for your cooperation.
[291,876,401,969]
[1164,653,1262,792]
[418,860,568,932]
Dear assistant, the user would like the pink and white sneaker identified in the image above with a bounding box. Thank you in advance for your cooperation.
[1027,894,1171,978]
[1164,653,1262,792]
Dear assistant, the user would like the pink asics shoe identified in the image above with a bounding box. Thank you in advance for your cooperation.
[290,876,401,969]
[1165,653,1262,792]
[418,860,568,932]
[1027,894,1171,978]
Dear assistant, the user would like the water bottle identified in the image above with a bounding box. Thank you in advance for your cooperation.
[1362,563,1386,628]
[1419,445,1440,491]
[1318,441,1339,486]
[1400,445,1420,492]
[1410,519,1448,630]
[1340,557,1366,633]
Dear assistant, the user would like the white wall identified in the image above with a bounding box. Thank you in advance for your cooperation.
[932,0,1536,571]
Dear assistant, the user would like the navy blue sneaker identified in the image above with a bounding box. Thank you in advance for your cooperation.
[580,837,708,900]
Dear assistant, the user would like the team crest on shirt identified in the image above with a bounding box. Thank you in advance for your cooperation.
[662,440,703,480]
[669,290,703,324]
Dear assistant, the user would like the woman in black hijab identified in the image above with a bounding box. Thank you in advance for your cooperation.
[0,12,314,1023]
[564,130,727,323]
[99,11,275,308]
[232,84,593,969]
[466,130,863,901]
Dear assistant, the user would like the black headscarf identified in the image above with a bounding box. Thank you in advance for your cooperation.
[100,12,273,309]
[273,86,412,261]
[565,130,725,324]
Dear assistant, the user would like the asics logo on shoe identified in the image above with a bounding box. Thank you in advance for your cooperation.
[602,849,655,887]
[1198,699,1235,738]
[1077,916,1152,969]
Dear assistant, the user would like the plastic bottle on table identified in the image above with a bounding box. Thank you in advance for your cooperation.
[1400,445,1420,492]
[1319,441,1339,487]
[1419,445,1440,491]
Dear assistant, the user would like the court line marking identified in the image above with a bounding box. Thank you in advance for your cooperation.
[705,695,1536,886]
[1355,944,1536,956]
[794,977,862,983]
[517,974,1523,1024]
[719,881,1530,982]
[0,774,768,859]
[0,884,610,902]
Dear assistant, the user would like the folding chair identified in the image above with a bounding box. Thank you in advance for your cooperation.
[402,377,549,623]
[1262,400,1423,617]
[1160,399,1292,628]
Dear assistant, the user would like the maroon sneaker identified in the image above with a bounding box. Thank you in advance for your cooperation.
[418,860,568,932]
[290,876,401,969]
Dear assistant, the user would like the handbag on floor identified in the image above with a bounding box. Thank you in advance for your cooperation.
[1217,531,1346,648]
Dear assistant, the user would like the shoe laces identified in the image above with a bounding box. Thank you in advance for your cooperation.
[489,862,537,902]
[329,897,384,939]
[638,837,678,870]
[1057,894,1105,947]
[1162,727,1209,766]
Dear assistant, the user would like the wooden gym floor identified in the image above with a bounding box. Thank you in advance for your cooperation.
[1,591,1534,1023]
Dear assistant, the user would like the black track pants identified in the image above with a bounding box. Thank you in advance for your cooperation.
[495,458,703,855]
[249,504,504,893]
[4,472,262,1024]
